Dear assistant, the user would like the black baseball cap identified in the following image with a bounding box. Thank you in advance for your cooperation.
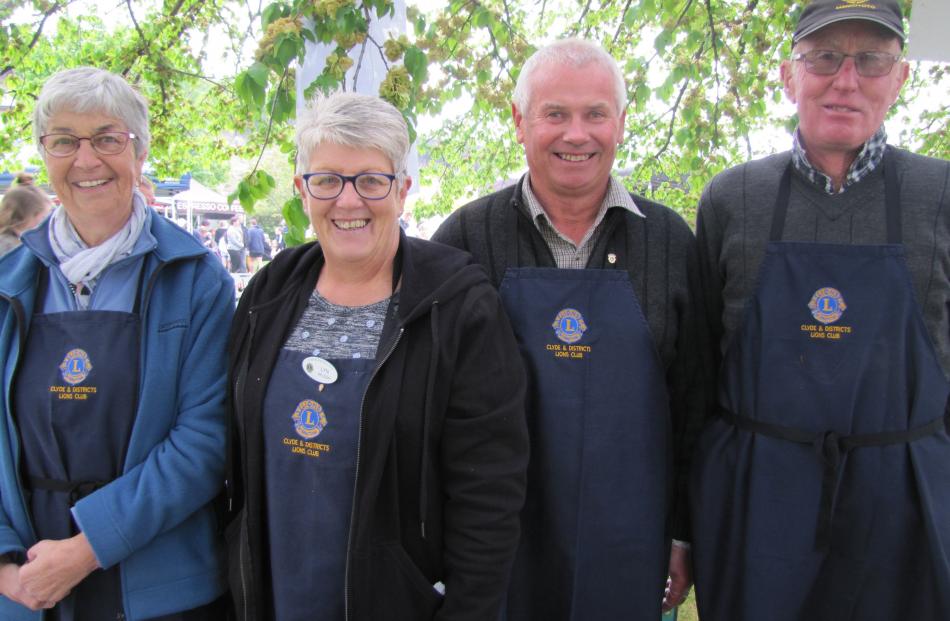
[794,0,905,44]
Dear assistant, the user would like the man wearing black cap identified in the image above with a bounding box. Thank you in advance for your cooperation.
[690,1,950,620]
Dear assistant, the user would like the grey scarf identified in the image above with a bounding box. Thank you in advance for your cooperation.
[48,191,148,308]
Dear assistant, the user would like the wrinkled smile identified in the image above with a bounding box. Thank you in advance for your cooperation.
[334,219,368,230]
[557,153,593,162]
[823,104,859,113]
[75,179,110,188]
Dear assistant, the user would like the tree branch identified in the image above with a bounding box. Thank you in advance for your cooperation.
[251,67,289,174]
[653,79,689,161]
[1,1,67,78]
[611,0,634,46]
[704,0,721,146]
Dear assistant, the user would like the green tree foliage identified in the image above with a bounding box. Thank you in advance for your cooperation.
[0,0,256,187]
[3,0,947,242]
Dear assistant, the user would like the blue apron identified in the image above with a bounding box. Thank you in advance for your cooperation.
[691,150,950,621]
[263,348,373,621]
[499,248,672,619]
[15,274,140,621]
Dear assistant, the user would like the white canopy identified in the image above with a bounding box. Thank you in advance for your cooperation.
[170,180,239,230]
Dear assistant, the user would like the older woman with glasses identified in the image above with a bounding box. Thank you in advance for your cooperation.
[0,67,233,619]
[225,92,528,621]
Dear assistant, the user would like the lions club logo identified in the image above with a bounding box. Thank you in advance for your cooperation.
[808,287,847,324]
[292,399,328,439]
[59,349,93,385]
[552,308,588,344]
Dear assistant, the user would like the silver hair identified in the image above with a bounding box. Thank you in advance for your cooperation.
[33,67,150,158]
[296,92,410,176]
[512,38,627,114]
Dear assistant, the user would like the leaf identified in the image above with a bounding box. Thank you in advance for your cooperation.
[270,87,296,123]
[623,7,637,28]
[261,3,285,29]
[404,46,428,83]
[236,180,255,214]
[473,6,492,28]
[274,34,301,66]
[282,195,310,230]
[247,62,269,88]
[235,70,265,110]
[634,83,650,108]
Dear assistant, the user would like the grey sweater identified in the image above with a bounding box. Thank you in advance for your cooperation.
[697,146,950,380]
[432,178,713,541]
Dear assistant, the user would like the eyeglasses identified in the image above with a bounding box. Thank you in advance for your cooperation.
[791,50,902,78]
[39,131,136,157]
[301,172,397,200]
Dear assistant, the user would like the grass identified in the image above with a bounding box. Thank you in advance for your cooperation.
[672,591,699,621]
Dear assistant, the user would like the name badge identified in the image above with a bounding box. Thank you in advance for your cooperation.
[302,356,338,384]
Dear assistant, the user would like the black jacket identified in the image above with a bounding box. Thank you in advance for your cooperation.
[432,179,712,541]
[225,233,529,620]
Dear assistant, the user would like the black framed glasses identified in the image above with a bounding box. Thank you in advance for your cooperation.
[791,50,902,78]
[39,131,137,157]
[301,172,397,200]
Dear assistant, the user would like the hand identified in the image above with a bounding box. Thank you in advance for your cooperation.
[0,560,51,610]
[18,533,99,607]
[661,542,693,613]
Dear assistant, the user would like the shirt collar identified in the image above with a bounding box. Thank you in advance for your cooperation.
[791,125,887,195]
[521,174,645,232]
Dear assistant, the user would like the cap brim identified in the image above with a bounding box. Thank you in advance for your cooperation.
[794,15,905,43]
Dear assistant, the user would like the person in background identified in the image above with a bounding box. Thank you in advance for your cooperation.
[245,218,267,272]
[225,214,245,273]
[0,185,52,257]
[225,91,529,620]
[137,175,156,206]
[14,172,35,187]
[690,1,950,619]
[433,38,708,620]
[214,219,228,244]
[0,66,233,620]
[193,219,211,245]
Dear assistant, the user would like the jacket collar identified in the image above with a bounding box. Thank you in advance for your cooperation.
[244,230,488,326]
[0,207,207,300]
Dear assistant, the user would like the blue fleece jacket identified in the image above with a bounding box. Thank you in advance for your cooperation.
[0,210,234,619]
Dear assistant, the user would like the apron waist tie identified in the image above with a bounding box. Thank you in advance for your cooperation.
[719,408,949,549]
[28,475,108,506]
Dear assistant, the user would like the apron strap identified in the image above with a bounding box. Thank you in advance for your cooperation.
[27,475,108,506]
[719,407,948,549]
[882,146,902,245]
[768,165,793,243]
[770,150,902,244]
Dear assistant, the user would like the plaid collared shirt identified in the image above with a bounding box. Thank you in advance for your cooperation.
[791,126,887,195]
[522,175,644,269]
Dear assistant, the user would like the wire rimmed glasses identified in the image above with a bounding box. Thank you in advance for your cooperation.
[301,172,397,201]
[39,131,137,157]
[791,50,902,78]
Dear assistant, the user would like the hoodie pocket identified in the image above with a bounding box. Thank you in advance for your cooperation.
[360,543,443,619]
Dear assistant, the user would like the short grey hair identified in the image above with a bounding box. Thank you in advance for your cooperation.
[512,38,627,114]
[296,92,410,176]
[33,67,150,159]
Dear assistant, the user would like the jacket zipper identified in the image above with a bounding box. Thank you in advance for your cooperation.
[236,308,257,621]
[343,326,404,621]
